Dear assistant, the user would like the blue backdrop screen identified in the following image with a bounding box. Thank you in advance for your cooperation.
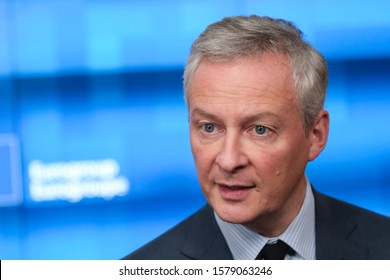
[0,0,389,259]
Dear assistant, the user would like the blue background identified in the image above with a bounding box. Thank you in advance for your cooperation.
[0,146,12,196]
[0,0,389,259]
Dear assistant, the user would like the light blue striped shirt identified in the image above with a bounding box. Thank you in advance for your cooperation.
[215,178,316,260]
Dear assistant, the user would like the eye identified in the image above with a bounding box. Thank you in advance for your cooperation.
[202,123,215,133]
[254,125,268,135]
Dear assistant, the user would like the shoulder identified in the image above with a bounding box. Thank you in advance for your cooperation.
[122,205,215,260]
[314,189,390,228]
[314,189,390,259]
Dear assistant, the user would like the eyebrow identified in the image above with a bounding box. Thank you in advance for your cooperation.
[190,108,221,121]
[190,108,282,125]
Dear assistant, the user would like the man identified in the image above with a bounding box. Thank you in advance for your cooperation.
[124,15,390,260]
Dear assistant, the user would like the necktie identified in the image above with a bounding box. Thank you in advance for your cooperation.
[256,240,292,260]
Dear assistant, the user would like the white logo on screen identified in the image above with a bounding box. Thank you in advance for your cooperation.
[28,159,130,203]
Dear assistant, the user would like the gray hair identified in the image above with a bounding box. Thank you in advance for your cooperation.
[183,15,328,132]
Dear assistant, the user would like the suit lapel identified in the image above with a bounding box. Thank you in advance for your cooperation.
[180,204,233,260]
[180,191,371,260]
[313,189,369,259]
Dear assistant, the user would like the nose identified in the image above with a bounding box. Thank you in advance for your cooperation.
[215,130,249,173]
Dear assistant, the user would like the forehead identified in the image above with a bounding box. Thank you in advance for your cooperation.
[188,53,297,118]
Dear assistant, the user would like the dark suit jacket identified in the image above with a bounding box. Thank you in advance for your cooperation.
[123,190,390,260]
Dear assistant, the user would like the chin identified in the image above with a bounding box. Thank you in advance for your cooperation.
[214,203,258,225]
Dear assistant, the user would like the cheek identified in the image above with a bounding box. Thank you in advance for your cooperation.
[278,151,309,186]
[252,139,308,180]
[252,155,287,189]
[250,143,286,171]
[190,138,214,176]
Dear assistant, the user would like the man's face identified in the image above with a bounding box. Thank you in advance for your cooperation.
[188,53,325,236]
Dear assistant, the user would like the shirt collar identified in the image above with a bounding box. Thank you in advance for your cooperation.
[215,177,316,260]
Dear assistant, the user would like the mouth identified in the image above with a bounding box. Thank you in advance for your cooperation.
[216,183,256,200]
[219,184,255,190]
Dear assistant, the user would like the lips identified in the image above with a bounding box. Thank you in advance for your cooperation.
[216,182,255,201]
[227,186,246,190]
[219,184,254,190]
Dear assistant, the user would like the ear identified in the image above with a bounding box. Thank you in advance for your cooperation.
[308,110,330,161]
